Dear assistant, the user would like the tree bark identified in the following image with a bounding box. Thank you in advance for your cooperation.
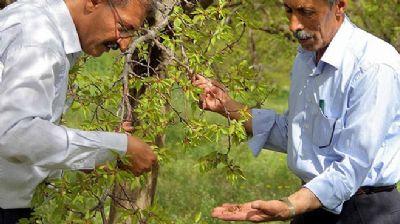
[108,1,178,223]
[0,0,14,9]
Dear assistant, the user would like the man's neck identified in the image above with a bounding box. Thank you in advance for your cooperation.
[315,17,345,64]
[316,46,328,63]
[64,0,81,29]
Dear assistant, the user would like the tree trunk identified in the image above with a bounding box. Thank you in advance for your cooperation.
[107,0,218,221]
[0,0,14,9]
[108,1,178,223]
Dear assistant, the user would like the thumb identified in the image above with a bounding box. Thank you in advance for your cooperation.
[251,200,268,211]
[122,121,134,133]
[211,79,227,92]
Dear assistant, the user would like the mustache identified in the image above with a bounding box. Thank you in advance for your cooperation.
[293,30,313,40]
[107,43,119,50]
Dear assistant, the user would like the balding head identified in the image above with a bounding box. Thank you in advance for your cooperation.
[65,0,151,56]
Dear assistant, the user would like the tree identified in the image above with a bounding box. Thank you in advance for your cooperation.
[1,0,399,223]
[0,0,13,9]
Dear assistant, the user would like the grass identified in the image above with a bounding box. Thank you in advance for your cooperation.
[154,87,298,224]
[69,52,400,224]
[156,144,299,224]
[71,52,298,223]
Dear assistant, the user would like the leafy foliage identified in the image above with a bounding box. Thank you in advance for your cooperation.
[21,0,400,223]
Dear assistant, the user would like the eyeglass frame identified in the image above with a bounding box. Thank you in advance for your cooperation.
[107,0,143,39]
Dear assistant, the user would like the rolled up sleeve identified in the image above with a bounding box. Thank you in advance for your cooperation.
[248,109,288,156]
[305,64,400,213]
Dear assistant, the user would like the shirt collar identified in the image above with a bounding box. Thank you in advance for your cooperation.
[297,16,356,71]
[45,0,82,54]
[319,16,355,69]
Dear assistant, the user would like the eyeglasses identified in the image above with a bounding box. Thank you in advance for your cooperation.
[107,0,141,39]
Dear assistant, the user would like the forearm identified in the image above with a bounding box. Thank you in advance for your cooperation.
[0,117,127,169]
[288,187,322,215]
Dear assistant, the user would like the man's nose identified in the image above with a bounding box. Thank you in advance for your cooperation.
[289,14,304,33]
[118,37,132,52]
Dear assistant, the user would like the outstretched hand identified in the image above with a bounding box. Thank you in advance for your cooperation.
[211,200,291,223]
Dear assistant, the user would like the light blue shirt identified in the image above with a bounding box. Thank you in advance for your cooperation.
[0,0,127,208]
[249,17,400,213]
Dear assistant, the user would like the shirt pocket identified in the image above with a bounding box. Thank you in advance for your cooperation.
[312,109,336,148]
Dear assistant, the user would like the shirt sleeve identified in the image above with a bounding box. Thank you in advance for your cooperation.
[248,109,288,156]
[0,45,127,170]
[305,64,400,213]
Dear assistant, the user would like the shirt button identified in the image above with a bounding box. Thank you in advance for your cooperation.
[304,124,310,129]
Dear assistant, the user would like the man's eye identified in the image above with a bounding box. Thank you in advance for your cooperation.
[117,23,126,31]
[301,9,315,16]
[284,6,292,14]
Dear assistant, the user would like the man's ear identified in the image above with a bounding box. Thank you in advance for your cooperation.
[335,0,348,16]
[84,0,104,13]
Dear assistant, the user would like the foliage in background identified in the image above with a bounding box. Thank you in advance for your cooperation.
[17,0,400,223]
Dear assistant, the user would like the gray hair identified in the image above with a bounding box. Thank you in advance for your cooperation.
[327,0,338,6]
[109,0,152,9]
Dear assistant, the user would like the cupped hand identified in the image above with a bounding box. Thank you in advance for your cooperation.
[211,200,290,223]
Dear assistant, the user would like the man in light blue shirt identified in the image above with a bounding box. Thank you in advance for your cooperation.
[193,0,400,223]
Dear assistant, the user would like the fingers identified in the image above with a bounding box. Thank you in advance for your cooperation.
[211,206,226,216]
[192,74,217,91]
[222,203,240,207]
[125,135,158,176]
[198,93,206,110]
[251,200,268,210]
[192,74,207,83]
[211,207,247,221]
[121,121,134,133]
[250,200,283,217]
[198,93,218,111]
[211,203,250,217]
[192,75,228,100]
[193,79,212,90]
[211,204,269,222]
[131,158,154,176]
[191,74,206,86]
[211,79,227,92]
[192,74,230,114]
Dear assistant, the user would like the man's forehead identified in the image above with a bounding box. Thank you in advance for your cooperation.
[117,0,150,10]
[284,0,326,7]
[118,0,148,22]
[124,1,147,11]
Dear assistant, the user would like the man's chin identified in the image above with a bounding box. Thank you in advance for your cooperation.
[299,40,327,52]
[83,46,107,57]
[299,42,320,52]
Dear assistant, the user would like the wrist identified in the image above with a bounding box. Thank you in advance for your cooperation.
[218,99,245,118]
[288,187,322,215]
[278,197,296,219]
